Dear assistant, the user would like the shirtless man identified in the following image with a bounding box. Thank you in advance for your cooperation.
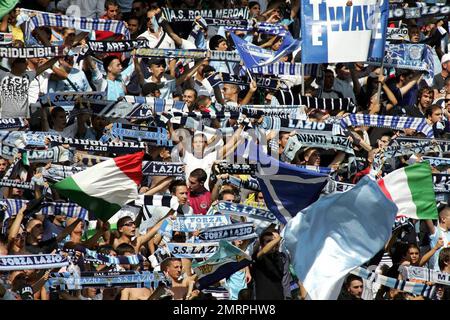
[160,257,197,300]
[113,210,173,253]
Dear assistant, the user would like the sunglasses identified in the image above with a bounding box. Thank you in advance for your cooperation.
[123,221,135,227]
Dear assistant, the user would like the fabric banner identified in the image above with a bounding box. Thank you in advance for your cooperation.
[301,0,389,63]
[21,9,130,39]
[406,266,450,286]
[40,91,106,107]
[373,141,439,169]
[0,46,64,58]
[47,271,167,290]
[250,63,304,76]
[161,7,249,22]
[0,118,27,130]
[351,266,434,298]
[167,242,219,258]
[46,135,145,154]
[340,114,434,138]
[109,123,171,147]
[142,161,185,177]
[0,254,68,271]
[198,222,257,242]
[367,43,434,73]
[215,201,278,223]
[67,246,144,266]
[274,91,357,113]
[171,215,231,232]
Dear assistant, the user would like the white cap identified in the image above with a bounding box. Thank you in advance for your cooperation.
[441,53,450,65]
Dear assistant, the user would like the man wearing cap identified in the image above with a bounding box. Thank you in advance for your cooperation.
[433,53,450,98]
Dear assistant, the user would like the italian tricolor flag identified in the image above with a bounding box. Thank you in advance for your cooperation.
[53,151,144,221]
[378,162,437,219]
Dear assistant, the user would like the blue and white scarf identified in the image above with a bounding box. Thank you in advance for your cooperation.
[340,114,434,138]
[47,271,167,290]
[167,242,219,259]
[1,199,88,220]
[0,254,69,271]
[198,222,257,242]
[21,9,130,39]
[351,267,434,298]
[110,123,172,147]
[422,156,450,167]
[225,21,288,36]
[214,201,277,223]
[171,215,231,232]
[40,91,106,107]
[405,266,450,286]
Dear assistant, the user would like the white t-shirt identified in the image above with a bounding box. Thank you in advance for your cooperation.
[0,70,36,118]
[430,226,450,270]
[182,149,218,190]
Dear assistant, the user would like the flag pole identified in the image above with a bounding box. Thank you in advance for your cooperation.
[301,62,305,96]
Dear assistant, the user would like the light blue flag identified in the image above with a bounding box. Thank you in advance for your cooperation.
[301,0,389,63]
[230,33,274,69]
[231,32,301,69]
[283,176,397,300]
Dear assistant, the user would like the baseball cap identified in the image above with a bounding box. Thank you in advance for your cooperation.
[441,53,450,65]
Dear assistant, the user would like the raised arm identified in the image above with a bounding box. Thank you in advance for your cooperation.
[135,210,175,253]
[256,232,281,259]
[7,205,27,242]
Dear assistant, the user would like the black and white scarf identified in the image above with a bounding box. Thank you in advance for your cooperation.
[0,46,64,58]
[215,162,256,175]
[283,132,354,162]
[46,136,145,154]
[0,118,27,130]
[274,91,356,113]
[226,105,307,120]
[207,72,289,91]
[142,162,185,177]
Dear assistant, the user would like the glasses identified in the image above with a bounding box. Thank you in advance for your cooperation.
[123,221,135,227]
